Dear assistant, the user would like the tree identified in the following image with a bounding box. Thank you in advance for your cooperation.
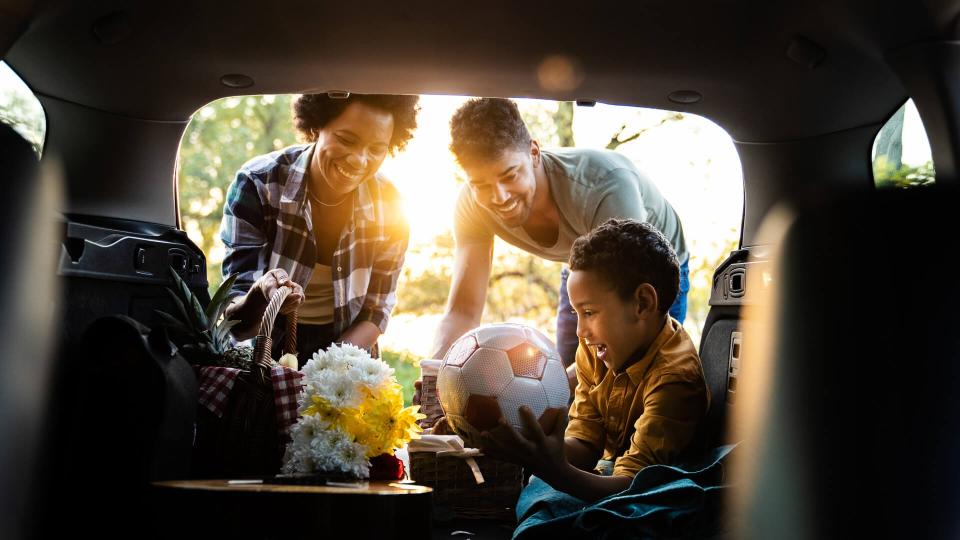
[553,102,575,147]
[177,95,296,293]
[873,158,934,189]
[521,101,575,148]
[606,112,683,150]
[874,105,905,170]
[684,233,740,343]
[0,88,45,157]
[393,231,456,316]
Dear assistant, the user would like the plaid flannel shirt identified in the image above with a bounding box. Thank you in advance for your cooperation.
[220,144,409,337]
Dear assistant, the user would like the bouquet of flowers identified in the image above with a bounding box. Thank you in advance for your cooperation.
[282,343,425,479]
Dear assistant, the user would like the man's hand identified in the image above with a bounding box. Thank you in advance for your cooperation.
[428,242,493,359]
[413,379,422,406]
[479,406,569,481]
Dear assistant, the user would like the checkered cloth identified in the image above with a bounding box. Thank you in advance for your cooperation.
[270,365,303,433]
[197,365,304,434]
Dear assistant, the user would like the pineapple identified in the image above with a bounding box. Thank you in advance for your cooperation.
[155,268,255,368]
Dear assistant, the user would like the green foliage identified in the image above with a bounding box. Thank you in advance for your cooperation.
[178,95,297,294]
[394,234,564,337]
[873,156,935,189]
[381,348,420,407]
[0,86,45,157]
[521,101,575,147]
[393,231,455,315]
[484,246,563,329]
[606,112,684,151]
[684,233,740,343]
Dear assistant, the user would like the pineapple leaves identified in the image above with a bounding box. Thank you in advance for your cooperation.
[154,310,192,336]
[164,288,194,332]
[206,273,239,324]
[161,266,245,360]
[190,294,209,330]
[168,267,208,331]
[213,319,242,349]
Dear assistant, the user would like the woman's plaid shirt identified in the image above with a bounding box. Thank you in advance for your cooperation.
[220,144,409,337]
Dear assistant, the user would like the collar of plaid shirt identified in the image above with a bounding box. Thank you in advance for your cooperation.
[277,145,377,225]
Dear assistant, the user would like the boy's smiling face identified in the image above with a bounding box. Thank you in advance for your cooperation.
[567,268,662,372]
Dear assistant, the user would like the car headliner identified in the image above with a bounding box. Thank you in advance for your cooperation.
[6,0,958,140]
[2,0,958,238]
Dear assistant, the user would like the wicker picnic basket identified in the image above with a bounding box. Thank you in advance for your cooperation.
[411,372,524,522]
[410,451,523,521]
[194,287,298,478]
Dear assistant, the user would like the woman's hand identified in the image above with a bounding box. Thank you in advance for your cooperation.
[254,268,304,314]
[226,268,304,340]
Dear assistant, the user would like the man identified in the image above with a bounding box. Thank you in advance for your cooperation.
[429,97,689,382]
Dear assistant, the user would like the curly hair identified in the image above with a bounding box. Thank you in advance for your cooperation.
[569,218,679,313]
[293,93,420,154]
[449,97,531,166]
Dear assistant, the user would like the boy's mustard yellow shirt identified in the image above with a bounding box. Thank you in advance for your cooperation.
[566,317,711,478]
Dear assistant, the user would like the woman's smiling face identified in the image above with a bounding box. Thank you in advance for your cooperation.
[312,101,394,197]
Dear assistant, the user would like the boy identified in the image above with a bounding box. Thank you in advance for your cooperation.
[480,218,709,502]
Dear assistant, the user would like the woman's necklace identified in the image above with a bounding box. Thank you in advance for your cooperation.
[308,185,349,207]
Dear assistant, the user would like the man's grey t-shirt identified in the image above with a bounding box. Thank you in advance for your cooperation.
[454,148,689,265]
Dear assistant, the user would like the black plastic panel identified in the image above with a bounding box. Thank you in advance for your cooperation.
[708,249,772,306]
[58,214,209,347]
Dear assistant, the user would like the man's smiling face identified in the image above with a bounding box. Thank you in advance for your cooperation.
[461,144,538,227]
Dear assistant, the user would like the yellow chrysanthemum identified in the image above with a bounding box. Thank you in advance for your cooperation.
[378,405,426,454]
[298,361,428,458]
[302,395,343,426]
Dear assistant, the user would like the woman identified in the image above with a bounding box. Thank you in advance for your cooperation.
[220,93,418,363]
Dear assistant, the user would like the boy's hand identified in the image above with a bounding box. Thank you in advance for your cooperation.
[479,406,569,481]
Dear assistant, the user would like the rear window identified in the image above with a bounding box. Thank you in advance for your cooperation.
[872,100,933,189]
[0,61,45,157]
[177,96,743,350]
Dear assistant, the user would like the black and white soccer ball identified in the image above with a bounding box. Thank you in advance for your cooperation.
[437,323,570,448]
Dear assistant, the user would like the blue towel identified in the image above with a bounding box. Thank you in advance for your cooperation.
[513,445,736,540]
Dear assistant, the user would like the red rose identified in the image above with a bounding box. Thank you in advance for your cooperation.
[369,453,405,481]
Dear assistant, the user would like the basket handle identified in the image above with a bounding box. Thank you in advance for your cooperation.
[251,285,298,384]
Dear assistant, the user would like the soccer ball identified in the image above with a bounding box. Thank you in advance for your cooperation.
[437,323,570,448]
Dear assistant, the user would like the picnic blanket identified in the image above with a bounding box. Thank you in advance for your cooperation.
[514,444,737,540]
[195,365,303,434]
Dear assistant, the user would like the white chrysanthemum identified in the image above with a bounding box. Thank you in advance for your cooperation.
[304,348,336,374]
[283,415,332,474]
[347,362,386,389]
[366,357,393,383]
[324,371,361,409]
[284,342,403,479]
[301,367,339,401]
[331,434,370,478]
[336,343,367,365]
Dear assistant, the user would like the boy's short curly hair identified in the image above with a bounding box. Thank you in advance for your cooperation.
[569,218,680,313]
[449,97,531,166]
[293,93,420,154]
